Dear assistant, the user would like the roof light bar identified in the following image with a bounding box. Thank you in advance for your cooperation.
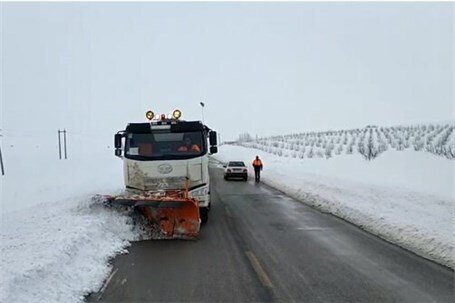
[146,109,183,121]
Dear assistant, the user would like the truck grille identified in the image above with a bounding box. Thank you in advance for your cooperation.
[143,177,187,190]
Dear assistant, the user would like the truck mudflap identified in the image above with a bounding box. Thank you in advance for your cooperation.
[99,190,201,239]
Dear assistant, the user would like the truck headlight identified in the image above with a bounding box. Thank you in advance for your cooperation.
[189,186,209,199]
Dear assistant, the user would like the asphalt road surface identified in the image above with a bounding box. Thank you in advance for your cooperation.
[87,162,454,302]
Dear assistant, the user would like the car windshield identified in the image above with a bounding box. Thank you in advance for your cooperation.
[125,131,205,160]
[228,161,245,167]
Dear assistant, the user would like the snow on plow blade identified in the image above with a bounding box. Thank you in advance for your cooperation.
[101,192,200,239]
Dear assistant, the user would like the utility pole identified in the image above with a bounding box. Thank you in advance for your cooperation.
[63,129,67,159]
[58,129,68,160]
[0,129,4,175]
[0,145,4,176]
[58,130,62,159]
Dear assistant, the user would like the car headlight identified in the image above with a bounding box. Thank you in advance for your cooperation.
[189,186,209,198]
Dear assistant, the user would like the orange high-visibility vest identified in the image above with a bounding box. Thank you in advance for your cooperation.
[253,159,262,166]
[139,143,153,156]
[191,144,201,152]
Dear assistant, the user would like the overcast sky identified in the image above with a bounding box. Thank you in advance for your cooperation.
[1,2,453,141]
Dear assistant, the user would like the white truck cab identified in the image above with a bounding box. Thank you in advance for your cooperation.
[114,110,218,223]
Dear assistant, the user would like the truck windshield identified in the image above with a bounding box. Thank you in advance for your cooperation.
[125,131,205,160]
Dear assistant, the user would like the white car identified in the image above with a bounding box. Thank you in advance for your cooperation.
[223,161,248,181]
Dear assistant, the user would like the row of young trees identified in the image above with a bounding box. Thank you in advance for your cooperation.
[235,124,455,160]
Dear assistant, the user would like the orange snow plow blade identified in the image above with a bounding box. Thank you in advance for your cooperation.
[103,191,200,239]
[131,195,200,239]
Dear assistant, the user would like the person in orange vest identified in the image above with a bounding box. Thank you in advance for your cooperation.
[178,136,201,152]
[252,155,263,182]
[138,142,154,156]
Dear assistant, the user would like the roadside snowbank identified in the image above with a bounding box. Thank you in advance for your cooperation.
[0,136,142,303]
[213,145,455,269]
[0,196,141,303]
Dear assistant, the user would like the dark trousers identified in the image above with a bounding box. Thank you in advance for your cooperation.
[254,168,261,182]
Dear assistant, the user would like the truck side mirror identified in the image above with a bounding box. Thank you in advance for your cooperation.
[210,146,218,154]
[209,131,217,146]
[115,149,122,157]
[114,134,122,148]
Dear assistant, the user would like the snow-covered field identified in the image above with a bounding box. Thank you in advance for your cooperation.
[0,134,142,303]
[239,123,455,160]
[1,125,453,302]
[213,144,455,269]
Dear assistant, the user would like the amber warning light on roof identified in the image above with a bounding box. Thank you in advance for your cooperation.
[146,110,154,120]
[146,109,182,121]
[172,109,182,119]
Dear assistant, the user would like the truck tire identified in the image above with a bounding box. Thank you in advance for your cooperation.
[200,207,209,225]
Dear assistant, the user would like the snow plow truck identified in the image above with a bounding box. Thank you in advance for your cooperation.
[101,109,218,239]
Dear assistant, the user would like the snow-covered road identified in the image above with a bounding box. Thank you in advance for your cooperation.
[213,145,455,269]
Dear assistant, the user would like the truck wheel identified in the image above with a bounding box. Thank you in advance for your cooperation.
[244,176,248,181]
[200,207,209,225]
